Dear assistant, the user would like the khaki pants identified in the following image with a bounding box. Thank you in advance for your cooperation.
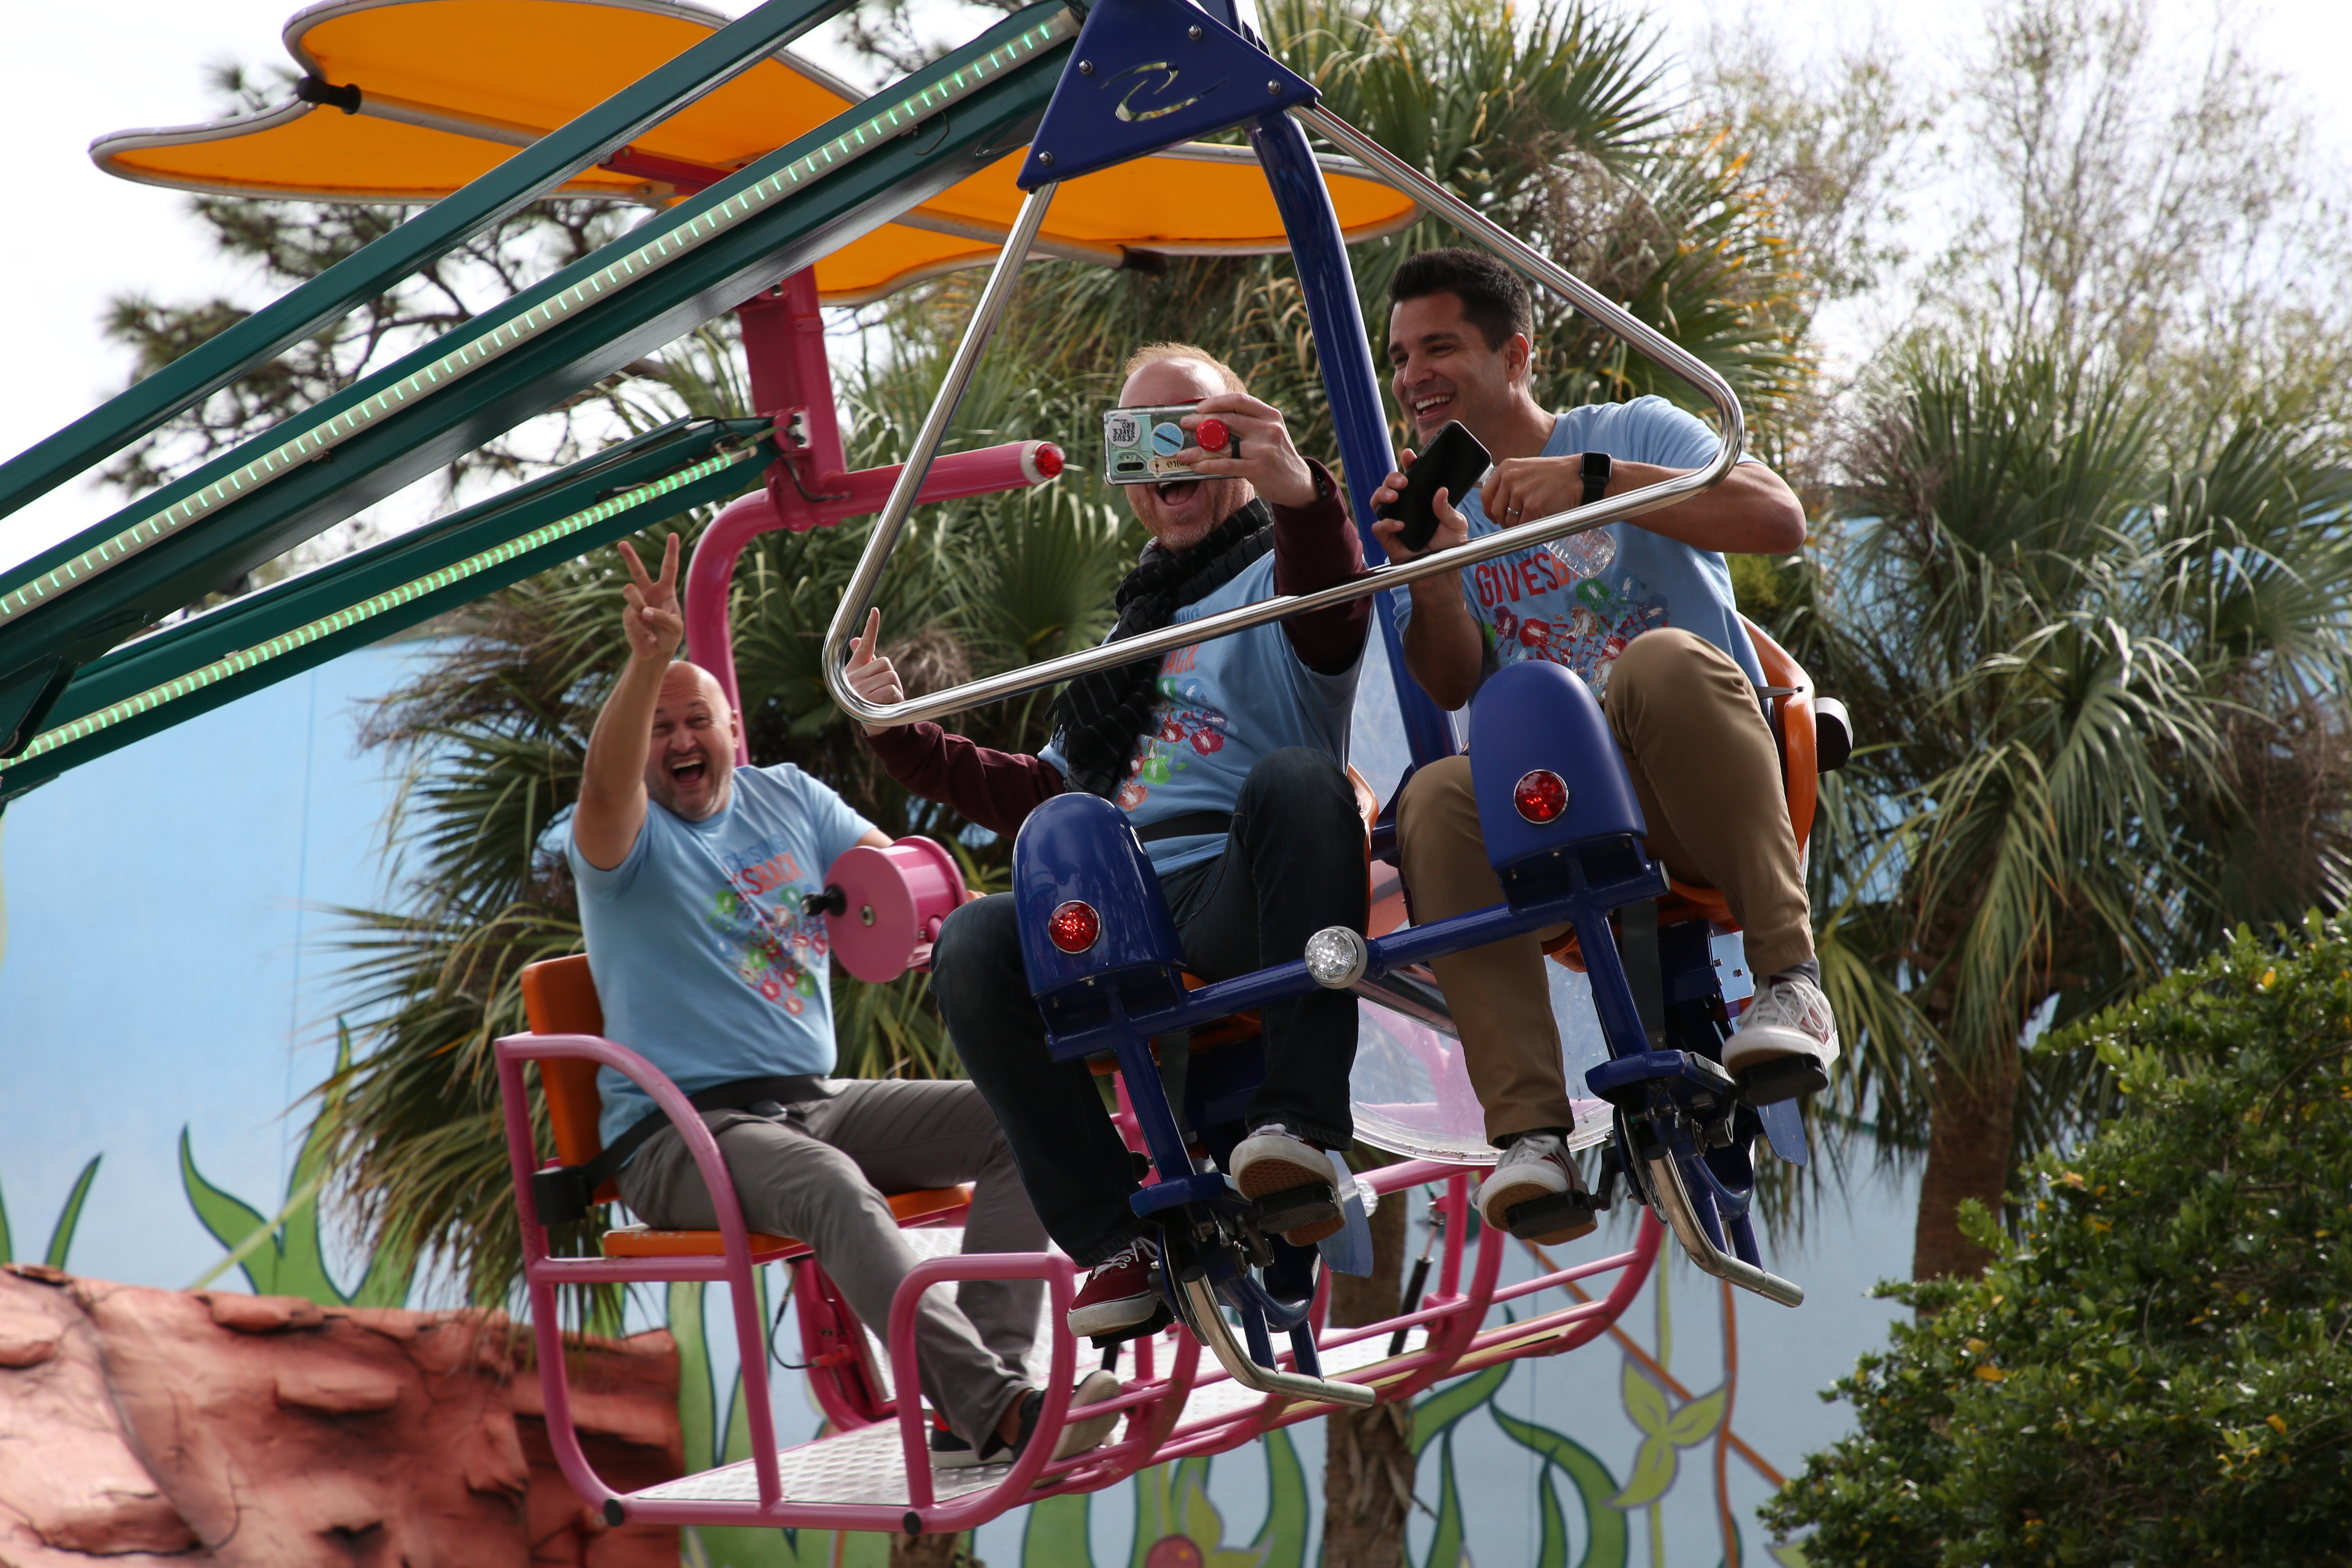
[1395,629,1813,1143]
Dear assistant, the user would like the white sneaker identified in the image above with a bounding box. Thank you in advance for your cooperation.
[1229,1124,1342,1245]
[1724,972,1840,1094]
[1476,1131,1596,1244]
[1045,1369,1126,1463]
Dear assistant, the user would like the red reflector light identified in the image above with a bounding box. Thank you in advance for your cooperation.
[1048,900,1101,953]
[1031,441,1065,479]
[1195,417,1229,452]
[1513,769,1570,823]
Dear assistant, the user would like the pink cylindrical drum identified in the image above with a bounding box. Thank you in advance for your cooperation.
[822,837,971,983]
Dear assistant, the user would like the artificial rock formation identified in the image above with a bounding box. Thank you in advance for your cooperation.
[0,1265,680,1567]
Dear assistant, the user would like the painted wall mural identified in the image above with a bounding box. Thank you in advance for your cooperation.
[0,643,1915,1565]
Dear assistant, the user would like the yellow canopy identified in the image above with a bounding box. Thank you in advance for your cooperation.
[92,0,1418,304]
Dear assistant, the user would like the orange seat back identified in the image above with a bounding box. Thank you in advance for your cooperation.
[519,954,618,1198]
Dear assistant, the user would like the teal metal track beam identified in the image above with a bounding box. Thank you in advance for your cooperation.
[0,3,1073,752]
[0,418,772,802]
[0,0,851,531]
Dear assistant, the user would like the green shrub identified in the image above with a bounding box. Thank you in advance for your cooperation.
[1764,918,2352,1565]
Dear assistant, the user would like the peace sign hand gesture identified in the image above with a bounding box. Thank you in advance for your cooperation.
[617,534,684,663]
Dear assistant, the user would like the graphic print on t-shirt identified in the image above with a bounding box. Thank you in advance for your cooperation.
[1474,554,1670,698]
[1113,643,1235,812]
[1388,398,1768,702]
[704,831,830,1015]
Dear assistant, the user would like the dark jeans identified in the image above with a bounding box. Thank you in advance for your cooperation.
[931,748,1368,1266]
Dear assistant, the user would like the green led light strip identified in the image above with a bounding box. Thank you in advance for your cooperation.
[5,445,757,768]
[0,9,1075,630]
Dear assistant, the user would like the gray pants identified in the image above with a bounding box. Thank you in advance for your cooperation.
[615,1077,1044,1448]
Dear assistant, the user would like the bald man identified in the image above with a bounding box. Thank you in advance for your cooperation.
[565,534,1118,1470]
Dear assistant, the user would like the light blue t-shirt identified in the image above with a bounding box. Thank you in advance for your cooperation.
[1392,397,1765,698]
[567,764,878,1145]
[1041,552,1362,876]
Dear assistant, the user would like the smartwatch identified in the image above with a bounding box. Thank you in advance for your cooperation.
[1580,450,1612,507]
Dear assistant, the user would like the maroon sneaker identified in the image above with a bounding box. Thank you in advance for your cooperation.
[1067,1237,1161,1337]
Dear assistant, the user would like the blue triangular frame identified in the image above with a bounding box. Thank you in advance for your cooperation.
[1017,0,1319,189]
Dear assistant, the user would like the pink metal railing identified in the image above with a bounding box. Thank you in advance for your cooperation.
[496,1028,1659,1535]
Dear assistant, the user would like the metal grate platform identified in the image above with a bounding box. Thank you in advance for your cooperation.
[632,1324,1422,1508]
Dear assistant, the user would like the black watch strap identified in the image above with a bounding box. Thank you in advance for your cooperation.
[1580,450,1612,507]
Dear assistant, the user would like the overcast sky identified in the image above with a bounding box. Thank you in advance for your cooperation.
[4,0,2345,575]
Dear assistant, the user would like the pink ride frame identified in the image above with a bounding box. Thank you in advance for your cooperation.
[681,268,1063,758]
[495,1029,1659,1533]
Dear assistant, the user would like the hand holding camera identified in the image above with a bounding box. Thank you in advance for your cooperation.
[1102,392,1318,510]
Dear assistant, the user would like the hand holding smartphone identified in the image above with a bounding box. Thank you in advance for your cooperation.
[1374,421,1490,552]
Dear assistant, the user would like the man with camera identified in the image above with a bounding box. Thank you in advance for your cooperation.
[1368,248,1838,1245]
[846,343,1370,1340]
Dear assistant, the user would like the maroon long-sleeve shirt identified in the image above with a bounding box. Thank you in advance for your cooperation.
[866,459,1368,836]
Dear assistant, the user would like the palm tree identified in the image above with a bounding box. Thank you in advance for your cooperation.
[1794,347,2352,1280]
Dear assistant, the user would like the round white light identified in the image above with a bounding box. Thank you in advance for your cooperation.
[1304,926,1370,989]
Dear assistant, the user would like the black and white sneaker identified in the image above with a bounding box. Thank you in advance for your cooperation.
[1476,1131,1598,1245]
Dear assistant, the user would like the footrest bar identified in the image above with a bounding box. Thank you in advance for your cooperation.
[1645,1152,1803,1307]
[1178,1277,1377,1407]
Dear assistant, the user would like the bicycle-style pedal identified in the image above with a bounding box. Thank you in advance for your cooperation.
[1736,1054,1826,1106]
[1087,1299,1175,1350]
[1250,1181,1341,1240]
[1502,1186,1605,1243]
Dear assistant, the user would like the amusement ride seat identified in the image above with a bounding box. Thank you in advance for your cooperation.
[516,954,971,1262]
[1541,615,1850,972]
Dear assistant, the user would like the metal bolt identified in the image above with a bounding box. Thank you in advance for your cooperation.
[1078,58,1093,73]
[1267,79,1281,94]
[860,904,876,927]
[1188,23,1202,37]
[1038,150,1054,166]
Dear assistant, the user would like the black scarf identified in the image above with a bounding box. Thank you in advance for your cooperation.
[1051,498,1275,798]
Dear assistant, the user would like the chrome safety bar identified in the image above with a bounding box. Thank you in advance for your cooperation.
[1180,1276,1380,1407]
[818,103,1745,729]
[1642,1149,1804,1308]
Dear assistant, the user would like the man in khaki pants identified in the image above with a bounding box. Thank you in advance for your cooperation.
[1368,249,1840,1243]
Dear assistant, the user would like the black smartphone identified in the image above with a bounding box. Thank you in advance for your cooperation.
[1376,421,1491,552]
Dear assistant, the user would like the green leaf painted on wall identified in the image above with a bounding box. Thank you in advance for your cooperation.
[1491,1405,1631,1568]
[1535,1462,1570,1568]
[1411,1361,1512,1456]
[1022,1490,1094,1568]
[182,1129,276,1291]
[43,1156,100,1272]
[672,1281,715,1476]
[1664,1386,1727,1450]
[1607,1360,1727,1512]
[1421,1436,1464,1568]
[1250,1427,1309,1568]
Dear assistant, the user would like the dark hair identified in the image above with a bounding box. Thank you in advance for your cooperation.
[1388,248,1533,352]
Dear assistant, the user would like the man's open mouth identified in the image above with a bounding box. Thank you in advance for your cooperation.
[1154,478,1202,504]
[1411,391,1454,423]
[670,756,708,785]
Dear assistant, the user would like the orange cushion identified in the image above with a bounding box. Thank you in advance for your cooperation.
[603,1225,809,1262]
